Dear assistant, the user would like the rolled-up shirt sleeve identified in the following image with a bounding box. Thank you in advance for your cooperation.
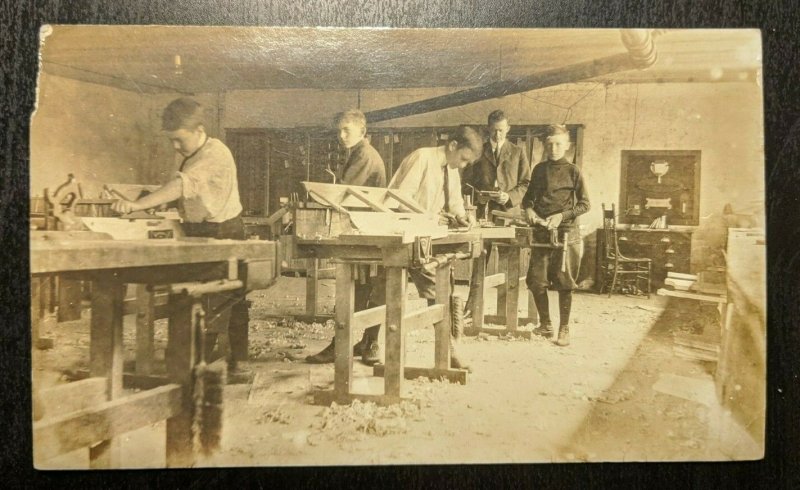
[175,138,242,223]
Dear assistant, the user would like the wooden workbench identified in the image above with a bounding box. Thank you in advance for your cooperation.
[717,228,766,447]
[31,232,278,468]
[464,225,540,338]
[294,231,480,406]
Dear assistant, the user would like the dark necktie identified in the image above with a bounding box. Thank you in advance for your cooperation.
[494,144,500,164]
[443,164,450,213]
[179,136,208,172]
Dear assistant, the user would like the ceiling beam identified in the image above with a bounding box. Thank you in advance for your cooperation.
[363,29,659,123]
[41,61,193,95]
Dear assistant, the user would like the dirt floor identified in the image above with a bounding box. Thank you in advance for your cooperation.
[33,276,763,469]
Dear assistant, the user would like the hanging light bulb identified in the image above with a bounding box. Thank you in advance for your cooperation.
[174,54,183,75]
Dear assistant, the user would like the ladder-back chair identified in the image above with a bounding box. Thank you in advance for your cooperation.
[600,203,652,297]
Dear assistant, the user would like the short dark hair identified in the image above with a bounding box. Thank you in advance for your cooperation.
[487,110,508,126]
[451,125,484,156]
[543,124,569,139]
[333,109,366,128]
[162,97,205,131]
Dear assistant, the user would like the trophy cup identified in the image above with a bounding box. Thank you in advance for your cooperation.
[650,159,669,184]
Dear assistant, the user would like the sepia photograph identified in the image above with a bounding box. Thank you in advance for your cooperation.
[29,26,765,469]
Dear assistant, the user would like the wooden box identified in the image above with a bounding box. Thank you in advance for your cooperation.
[293,205,353,240]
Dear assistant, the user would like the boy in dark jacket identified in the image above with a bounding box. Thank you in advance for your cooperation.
[306,109,387,365]
[521,125,590,346]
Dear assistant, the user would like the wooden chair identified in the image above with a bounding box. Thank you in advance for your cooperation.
[600,203,652,298]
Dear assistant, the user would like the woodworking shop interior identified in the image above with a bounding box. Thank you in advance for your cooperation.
[30,27,766,468]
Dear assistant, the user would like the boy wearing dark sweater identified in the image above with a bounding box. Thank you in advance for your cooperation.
[521,125,590,346]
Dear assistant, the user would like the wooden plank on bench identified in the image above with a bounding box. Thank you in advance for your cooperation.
[33,384,182,465]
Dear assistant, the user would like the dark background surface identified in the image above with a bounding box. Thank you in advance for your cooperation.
[2,1,798,487]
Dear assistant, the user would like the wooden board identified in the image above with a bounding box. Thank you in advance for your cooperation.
[303,181,423,212]
[33,384,182,465]
[30,236,278,275]
[468,225,517,240]
[81,217,184,241]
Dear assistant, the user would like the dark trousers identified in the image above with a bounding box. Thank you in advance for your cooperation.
[525,227,583,327]
[182,215,249,363]
[525,227,583,294]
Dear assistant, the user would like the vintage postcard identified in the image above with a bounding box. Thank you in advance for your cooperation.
[31,26,765,468]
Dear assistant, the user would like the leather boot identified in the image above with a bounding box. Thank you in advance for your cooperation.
[305,339,336,364]
[555,324,570,347]
[360,326,381,365]
[352,331,369,358]
[533,323,554,339]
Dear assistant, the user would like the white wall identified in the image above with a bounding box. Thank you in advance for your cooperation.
[223,81,765,234]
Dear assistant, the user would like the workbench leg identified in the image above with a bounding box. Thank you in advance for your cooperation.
[31,277,40,346]
[333,263,355,403]
[716,302,734,401]
[31,277,53,350]
[471,251,486,332]
[527,290,539,325]
[46,274,57,314]
[165,293,198,468]
[135,284,155,375]
[57,277,83,322]
[505,247,521,333]
[495,247,509,325]
[433,265,452,370]
[383,267,406,403]
[88,280,125,469]
[305,259,320,318]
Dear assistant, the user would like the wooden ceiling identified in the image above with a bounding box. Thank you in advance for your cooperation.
[39,26,762,94]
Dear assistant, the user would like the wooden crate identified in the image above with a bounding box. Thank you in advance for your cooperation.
[293,206,353,239]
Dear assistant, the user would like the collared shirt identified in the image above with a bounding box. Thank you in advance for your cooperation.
[490,139,506,162]
[174,137,243,223]
[388,146,466,218]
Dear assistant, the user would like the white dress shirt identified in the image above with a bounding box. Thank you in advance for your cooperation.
[388,146,466,218]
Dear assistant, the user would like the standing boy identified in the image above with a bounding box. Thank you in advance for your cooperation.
[461,110,531,317]
[388,125,483,368]
[521,125,590,346]
[112,97,251,382]
[306,110,387,365]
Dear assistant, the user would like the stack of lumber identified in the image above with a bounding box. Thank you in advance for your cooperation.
[657,271,727,303]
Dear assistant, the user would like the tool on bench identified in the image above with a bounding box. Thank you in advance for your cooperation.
[465,183,504,220]
[491,209,569,272]
[43,174,182,239]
